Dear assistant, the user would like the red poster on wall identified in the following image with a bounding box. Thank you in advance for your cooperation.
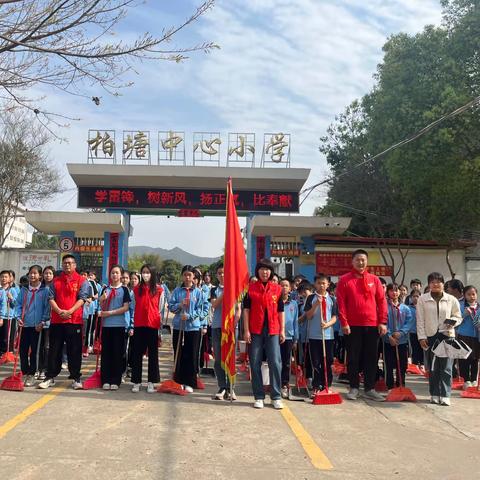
[109,233,119,267]
[316,252,393,277]
[256,236,266,263]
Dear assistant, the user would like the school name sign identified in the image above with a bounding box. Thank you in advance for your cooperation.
[78,186,299,214]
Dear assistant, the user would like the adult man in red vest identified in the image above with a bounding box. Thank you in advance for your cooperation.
[39,254,90,389]
[336,249,388,401]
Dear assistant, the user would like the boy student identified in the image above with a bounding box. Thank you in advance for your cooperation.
[304,274,337,395]
[383,284,414,390]
[297,282,313,385]
[279,278,298,398]
[39,254,90,390]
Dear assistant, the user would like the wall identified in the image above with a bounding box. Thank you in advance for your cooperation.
[0,249,59,277]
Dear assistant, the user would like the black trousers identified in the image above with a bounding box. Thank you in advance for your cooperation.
[0,318,17,354]
[131,327,160,384]
[409,333,424,365]
[38,329,49,373]
[309,339,334,389]
[46,324,83,380]
[173,329,201,388]
[101,327,126,386]
[346,326,379,390]
[280,339,293,387]
[384,342,408,389]
[84,314,95,348]
[199,325,212,369]
[20,327,44,375]
[458,335,480,383]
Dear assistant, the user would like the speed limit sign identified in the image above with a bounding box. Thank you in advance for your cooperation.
[59,237,74,252]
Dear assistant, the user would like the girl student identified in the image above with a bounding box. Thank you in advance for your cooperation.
[383,284,414,391]
[457,285,480,388]
[121,270,135,379]
[279,278,298,399]
[303,274,337,396]
[130,264,163,393]
[168,265,204,392]
[98,264,131,390]
[16,265,51,387]
[37,265,55,380]
[408,289,423,369]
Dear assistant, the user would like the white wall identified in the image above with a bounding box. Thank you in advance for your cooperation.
[0,249,59,276]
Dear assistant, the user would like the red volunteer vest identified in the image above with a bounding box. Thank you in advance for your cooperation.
[133,284,163,329]
[248,281,282,335]
[50,271,87,325]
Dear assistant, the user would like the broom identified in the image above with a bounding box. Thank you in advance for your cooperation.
[1,314,24,392]
[0,303,15,364]
[312,328,342,405]
[385,343,416,402]
[452,359,465,390]
[83,317,102,390]
[461,360,480,399]
[157,299,189,395]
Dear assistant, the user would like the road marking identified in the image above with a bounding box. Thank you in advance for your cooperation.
[280,405,333,470]
[0,386,67,439]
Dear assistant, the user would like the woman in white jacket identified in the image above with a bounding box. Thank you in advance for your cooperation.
[416,272,462,406]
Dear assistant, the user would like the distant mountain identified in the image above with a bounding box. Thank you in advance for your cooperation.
[128,245,221,266]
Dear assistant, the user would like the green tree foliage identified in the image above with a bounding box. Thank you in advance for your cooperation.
[127,253,163,273]
[318,0,480,242]
[161,259,183,291]
[29,233,58,250]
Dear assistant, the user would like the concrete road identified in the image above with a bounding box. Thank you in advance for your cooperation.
[0,338,478,480]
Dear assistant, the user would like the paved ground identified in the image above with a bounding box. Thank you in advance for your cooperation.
[0,337,479,480]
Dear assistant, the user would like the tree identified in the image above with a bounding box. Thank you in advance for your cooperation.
[0,111,61,247]
[0,0,217,125]
[29,232,59,249]
[318,0,480,243]
[161,259,183,291]
[127,253,162,273]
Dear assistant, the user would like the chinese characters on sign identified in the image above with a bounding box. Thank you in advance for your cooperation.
[78,186,299,214]
[256,236,266,263]
[109,233,119,267]
[87,131,290,167]
[315,252,393,277]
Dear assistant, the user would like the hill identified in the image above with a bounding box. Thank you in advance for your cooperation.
[128,245,221,266]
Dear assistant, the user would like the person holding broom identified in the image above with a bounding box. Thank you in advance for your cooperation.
[38,255,90,390]
[336,250,388,402]
[416,272,462,406]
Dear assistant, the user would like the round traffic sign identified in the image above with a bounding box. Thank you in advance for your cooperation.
[59,237,74,252]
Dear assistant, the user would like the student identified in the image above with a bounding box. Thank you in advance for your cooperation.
[416,272,462,406]
[405,279,422,306]
[243,259,285,410]
[39,254,90,390]
[0,269,18,356]
[408,289,423,367]
[193,268,210,373]
[38,265,55,380]
[290,275,306,302]
[169,265,204,392]
[130,264,163,393]
[398,285,409,304]
[383,284,414,391]
[457,286,480,388]
[121,270,134,378]
[98,265,131,390]
[304,274,337,396]
[279,278,299,398]
[16,265,50,387]
[297,282,313,384]
[130,272,140,289]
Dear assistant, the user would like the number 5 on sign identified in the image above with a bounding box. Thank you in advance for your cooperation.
[59,237,74,252]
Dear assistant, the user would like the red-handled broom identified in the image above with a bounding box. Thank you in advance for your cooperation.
[461,360,480,399]
[0,304,15,364]
[1,317,24,392]
[83,317,102,390]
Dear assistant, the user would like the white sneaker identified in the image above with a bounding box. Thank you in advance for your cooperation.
[272,399,284,410]
[440,397,451,406]
[132,383,141,393]
[364,389,386,402]
[346,388,359,400]
[226,390,237,401]
[38,378,55,389]
[463,381,472,390]
[147,382,155,393]
[72,380,83,390]
[281,386,289,399]
[24,375,35,387]
[430,396,440,404]
[182,385,193,393]
[253,399,264,409]
[213,388,226,400]
[61,362,68,370]
[102,383,111,390]
[472,381,478,387]
[110,384,119,391]
[88,346,93,354]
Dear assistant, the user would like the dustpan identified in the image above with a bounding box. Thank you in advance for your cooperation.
[84,320,102,390]
[312,335,342,405]
[407,363,423,375]
[1,323,24,392]
[385,344,416,402]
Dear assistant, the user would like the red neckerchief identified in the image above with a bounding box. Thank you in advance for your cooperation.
[467,303,478,320]
[316,293,327,321]
[352,268,371,298]
[104,286,118,311]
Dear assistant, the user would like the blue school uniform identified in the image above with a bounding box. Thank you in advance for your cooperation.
[458,302,479,338]
[383,302,413,345]
[125,288,135,330]
[199,284,211,328]
[284,298,299,341]
[15,286,50,327]
[210,285,224,329]
[169,286,204,332]
[408,305,417,333]
[99,285,131,329]
[304,293,337,340]
[0,287,18,319]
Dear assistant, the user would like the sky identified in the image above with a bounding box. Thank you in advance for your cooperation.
[38,0,443,257]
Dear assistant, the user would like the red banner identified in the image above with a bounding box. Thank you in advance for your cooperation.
[316,252,393,277]
[109,233,119,267]
[256,236,265,263]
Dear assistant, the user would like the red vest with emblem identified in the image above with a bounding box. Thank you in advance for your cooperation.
[51,271,87,325]
[133,284,163,329]
[248,281,283,335]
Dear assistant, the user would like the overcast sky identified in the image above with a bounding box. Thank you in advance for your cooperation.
[39,0,443,257]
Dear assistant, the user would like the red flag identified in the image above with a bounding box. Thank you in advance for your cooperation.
[221,178,249,384]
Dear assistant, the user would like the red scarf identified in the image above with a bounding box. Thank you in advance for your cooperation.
[352,268,371,298]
